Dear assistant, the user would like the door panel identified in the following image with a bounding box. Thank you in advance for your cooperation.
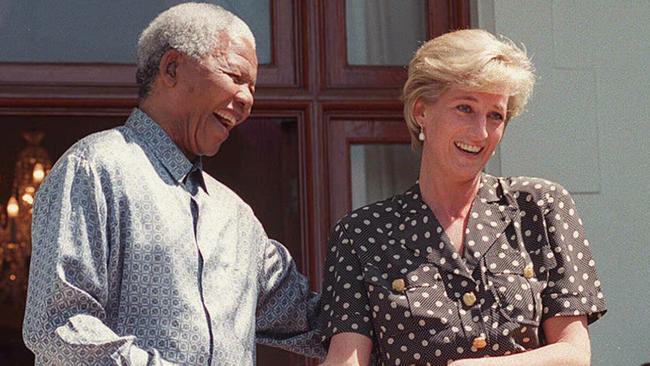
[326,114,418,226]
[206,117,307,366]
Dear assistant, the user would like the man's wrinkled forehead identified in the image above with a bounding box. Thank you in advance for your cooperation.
[208,28,257,65]
[208,20,256,56]
[229,18,256,49]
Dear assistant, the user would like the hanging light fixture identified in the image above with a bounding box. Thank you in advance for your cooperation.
[0,131,51,307]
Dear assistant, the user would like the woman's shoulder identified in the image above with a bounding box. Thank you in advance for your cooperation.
[333,186,413,233]
[495,175,573,208]
[500,175,569,193]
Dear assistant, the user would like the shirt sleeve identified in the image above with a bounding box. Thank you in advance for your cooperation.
[319,223,374,347]
[255,237,325,359]
[22,154,176,366]
[541,183,607,324]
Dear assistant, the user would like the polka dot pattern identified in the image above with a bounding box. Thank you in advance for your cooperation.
[320,174,606,365]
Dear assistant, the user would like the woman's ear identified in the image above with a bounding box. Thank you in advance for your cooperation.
[413,98,426,126]
[158,49,182,87]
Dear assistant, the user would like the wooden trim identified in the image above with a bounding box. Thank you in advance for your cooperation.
[0,63,134,86]
[427,0,471,35]
[0,0,301,103]
[320,0,407,90]
[320,0,470,90]
[325,112,411,247]
[257,0,301,87]
[449,0,472,30]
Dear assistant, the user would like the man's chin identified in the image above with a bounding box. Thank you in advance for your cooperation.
[204,143,223,157]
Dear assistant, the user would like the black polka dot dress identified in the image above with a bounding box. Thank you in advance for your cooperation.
[319,174,607,365]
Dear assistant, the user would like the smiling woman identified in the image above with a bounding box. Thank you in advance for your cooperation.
[318,29,606,366]
[414,88,508,189]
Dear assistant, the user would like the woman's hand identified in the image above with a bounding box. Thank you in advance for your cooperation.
[450,316,590,366]
[319,332,373,366]
[449,360,485,366]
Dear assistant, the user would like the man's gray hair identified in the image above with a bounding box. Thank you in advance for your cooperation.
[136,2,252,98]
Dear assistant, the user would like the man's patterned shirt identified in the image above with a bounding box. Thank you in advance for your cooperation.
[23,108,323,365]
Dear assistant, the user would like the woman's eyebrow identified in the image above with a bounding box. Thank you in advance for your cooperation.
[451,96,479,103]
[452,96,506,111]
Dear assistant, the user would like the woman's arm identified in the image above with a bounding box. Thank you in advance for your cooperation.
[319,332,373,366]
[450,315,590,366]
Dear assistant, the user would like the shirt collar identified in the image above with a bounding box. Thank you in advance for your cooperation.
[184,158,208,195]
[395,174,518,278]
[400,174,506,215]
[477,173,504,203]
[125,108,204,190]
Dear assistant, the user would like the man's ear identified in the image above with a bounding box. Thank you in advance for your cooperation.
[158,49,182,87]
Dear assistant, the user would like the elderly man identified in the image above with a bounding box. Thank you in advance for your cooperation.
[23,3,323,365]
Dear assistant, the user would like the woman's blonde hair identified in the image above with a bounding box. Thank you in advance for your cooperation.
[402,29,535,147]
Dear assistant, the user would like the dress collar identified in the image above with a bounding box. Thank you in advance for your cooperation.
[393,174,518,279]
[398,174,505,215]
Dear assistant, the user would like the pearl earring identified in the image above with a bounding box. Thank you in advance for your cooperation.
[418,128,425,142]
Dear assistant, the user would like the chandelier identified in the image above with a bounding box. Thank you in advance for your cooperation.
[0,131,51,307]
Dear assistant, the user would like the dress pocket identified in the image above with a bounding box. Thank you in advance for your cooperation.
[484,248,543,327]
[361,264,409,338]
[401,269,463,359]
[404,281,458,332]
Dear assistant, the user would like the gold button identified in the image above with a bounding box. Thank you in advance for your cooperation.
[462,292,477,307]
[524,263,534,279]
[472,336,487,349]
[392,278,405,292]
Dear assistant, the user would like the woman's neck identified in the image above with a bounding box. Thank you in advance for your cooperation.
[418,160,481,253]
[418,162,481,221]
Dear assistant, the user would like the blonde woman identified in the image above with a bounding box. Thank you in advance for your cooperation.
[319,29,606,366]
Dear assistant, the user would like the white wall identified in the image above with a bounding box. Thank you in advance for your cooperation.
[475,1,650,365]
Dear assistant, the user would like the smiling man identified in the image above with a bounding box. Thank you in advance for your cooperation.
[23,3,323,365]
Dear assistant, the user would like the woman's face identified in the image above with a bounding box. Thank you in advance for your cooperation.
[415,86,509,183]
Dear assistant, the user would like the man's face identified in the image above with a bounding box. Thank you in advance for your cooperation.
[172,31,258,158]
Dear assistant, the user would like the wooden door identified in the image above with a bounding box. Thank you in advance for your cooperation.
[0,1,470,365]
[205,117,306,366]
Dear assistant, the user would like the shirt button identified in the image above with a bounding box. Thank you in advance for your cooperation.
[462,292,477,307]
[472,336,487,349]
[392,278,406,292]
[524,263,535,279]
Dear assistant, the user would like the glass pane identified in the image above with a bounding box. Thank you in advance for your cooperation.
[351,144,420,210]
[0,0,271,64]
[346,0,427,65]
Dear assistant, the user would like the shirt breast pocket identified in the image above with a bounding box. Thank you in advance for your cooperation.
[404,268,459,330]
[362,264,408,337]
[362,263,460,352]
[484,244,544,327]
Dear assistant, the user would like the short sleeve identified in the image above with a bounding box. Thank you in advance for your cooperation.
[541,184,607,324]
[319,223,374,346]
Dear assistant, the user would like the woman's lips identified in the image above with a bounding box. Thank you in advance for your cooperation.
[454,141,482,155]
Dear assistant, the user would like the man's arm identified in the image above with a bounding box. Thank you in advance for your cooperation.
[255,238,325,359]
[23,153,174,366]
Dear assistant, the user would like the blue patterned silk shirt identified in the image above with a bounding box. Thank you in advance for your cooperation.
[23,108,324,365]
